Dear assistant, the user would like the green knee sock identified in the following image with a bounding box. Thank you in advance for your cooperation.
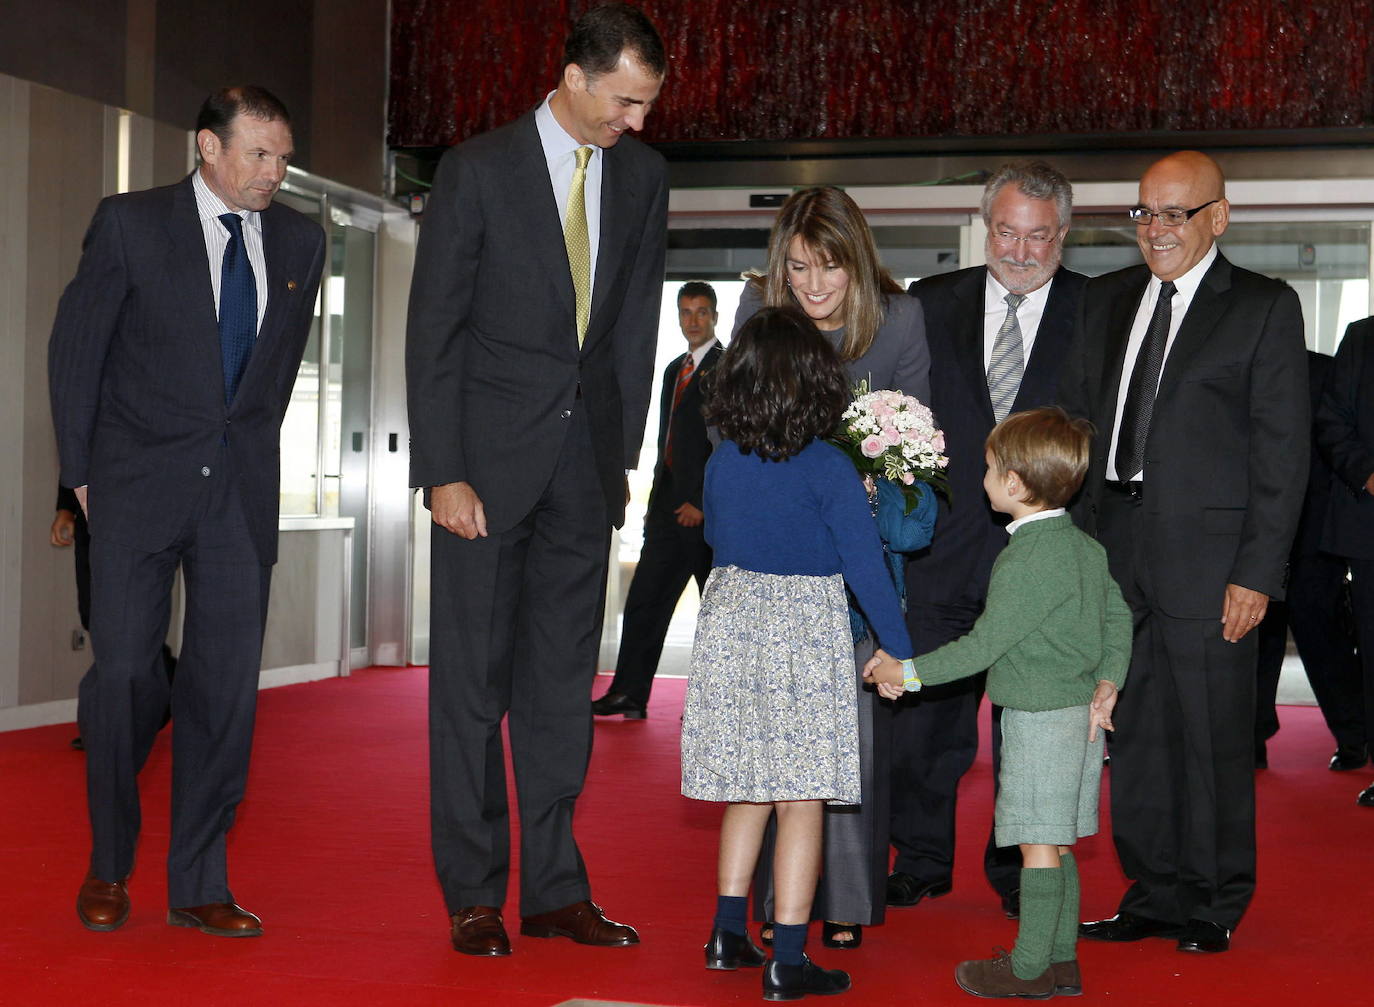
[1011,866,1063,981]
[1052,851,1081,964]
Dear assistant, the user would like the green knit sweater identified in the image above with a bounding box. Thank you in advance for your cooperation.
[916,513,1131,710]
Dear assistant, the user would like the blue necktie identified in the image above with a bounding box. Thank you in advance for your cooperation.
[218,212,257,405]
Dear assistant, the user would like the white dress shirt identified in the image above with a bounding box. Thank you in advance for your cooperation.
[983,270,1053,371]
[1106,244,1219,481]
[192,168,268,333]
[536,93,602,285]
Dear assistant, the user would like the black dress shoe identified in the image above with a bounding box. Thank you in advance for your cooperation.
[886,871,952,907]
[591,691,646,719]
[1357,783,1374,807]
[1176,919,1230,953]
[704,925,766,970]
[1330,744,1368,771]
[999,888,1020,919]
[762,955,851,1001]
[1079,912,1180,942]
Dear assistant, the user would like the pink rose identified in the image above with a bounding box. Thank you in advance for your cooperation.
[901,472,915,485]
[882,426,901,446]
[932,432,945,452]
[860,434,886,458]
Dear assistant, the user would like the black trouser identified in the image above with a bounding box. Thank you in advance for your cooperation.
[1098,488,1257,929]
[605,503,711,707]
[84,465,268,906]
[428,406,610,917]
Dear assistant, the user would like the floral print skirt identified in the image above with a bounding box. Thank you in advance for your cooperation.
[681,566,860,805]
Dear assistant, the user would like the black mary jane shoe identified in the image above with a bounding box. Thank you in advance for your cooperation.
[763,954,851,1001]
[760,920,775,947]
[704,925,766,970]
[820,921,862,949]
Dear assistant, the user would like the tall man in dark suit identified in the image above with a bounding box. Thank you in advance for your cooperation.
[49,86,325,937]
[891,161,1085,918]
[1314,315,1374,804]
[1064,151,1308,953]
[594,281,722,719]
[405,4,668,956]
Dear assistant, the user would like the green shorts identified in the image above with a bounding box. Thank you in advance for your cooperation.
[995,704,1103,847]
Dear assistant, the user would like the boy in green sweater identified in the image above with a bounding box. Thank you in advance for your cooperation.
[867,406,1130,999]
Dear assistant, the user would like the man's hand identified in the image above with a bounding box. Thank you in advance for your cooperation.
[430,481,487,540]
[674,502,704,527]
[1220,583,1268,643]
[50,510,77,547]
[1089,680,1118,742]
[74,485,89,519]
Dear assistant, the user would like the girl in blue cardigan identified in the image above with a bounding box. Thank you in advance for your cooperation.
[681,305,916,1001]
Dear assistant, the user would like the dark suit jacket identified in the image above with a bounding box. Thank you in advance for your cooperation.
[405,109,669,531]
[48,174,326,564]
[648,342,721,517]
[1316,317,1374,559]
[1059,252,1309,615]
[904,266,1086,616]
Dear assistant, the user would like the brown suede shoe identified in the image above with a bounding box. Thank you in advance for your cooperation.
[77,874,130,931]
[955,950,1054,999]
[520,899,638,946]
[167,902,263,937]
[1051,959,1083,996]
[451,906,511,956]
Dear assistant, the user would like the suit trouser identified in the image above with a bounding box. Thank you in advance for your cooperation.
[84,466,269,906]
[428,406,610,917]
[1098,489,1257,930]
[1343,558,1374,755]
[888,607,1021,898]
[605,503,711,707]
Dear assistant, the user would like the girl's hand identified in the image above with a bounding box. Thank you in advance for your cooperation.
[1089,680,1118,741]
[863,648,906,700]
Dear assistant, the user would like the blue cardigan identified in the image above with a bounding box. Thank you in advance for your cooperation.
[705,437,914,660]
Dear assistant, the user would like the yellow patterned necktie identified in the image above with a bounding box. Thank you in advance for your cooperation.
[565,145,593,346]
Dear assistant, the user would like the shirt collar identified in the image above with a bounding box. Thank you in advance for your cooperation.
[192,168,261,232]
[535,91,601,168]
[1007,507,1066,535]
[985,268,1053,313]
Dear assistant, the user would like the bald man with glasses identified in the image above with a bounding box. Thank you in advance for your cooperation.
[1060,151,1308,954]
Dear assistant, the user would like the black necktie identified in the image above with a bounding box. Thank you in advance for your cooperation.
[1114,280,1176,481]
[218,213,258,404]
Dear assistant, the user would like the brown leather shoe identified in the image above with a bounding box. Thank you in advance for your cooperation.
[520,899,639,946]
[451,906,511,956]
[955,949,1054,998]
[167,902,263,937]
[77,874,130,931]
[1051,959,1083,996]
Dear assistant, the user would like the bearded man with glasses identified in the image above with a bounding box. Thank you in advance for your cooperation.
[893,160,1086,923]
[1060,150,1308,954]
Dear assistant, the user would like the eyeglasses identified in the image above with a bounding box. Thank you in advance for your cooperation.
[1128,200,1219,227]
[990,230,1058,248]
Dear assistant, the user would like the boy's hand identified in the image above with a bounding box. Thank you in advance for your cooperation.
[863,648,907,701]
[1089,680,1118,741]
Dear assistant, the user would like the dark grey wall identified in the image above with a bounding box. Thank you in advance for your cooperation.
[0,0,386,194]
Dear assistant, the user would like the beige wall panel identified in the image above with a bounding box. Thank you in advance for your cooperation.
[0,75,33,708]
[18,86,114,705]
[152,119,193,188]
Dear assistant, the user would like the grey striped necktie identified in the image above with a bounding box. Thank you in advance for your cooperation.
[987,292,1026,422]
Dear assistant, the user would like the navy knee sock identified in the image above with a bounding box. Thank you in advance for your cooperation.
[713,895,748,936]
[771,922,807,966]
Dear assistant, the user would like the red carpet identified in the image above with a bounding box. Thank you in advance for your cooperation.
[0,667,1367,1006]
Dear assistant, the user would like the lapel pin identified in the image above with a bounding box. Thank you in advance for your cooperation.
[287,280,298,291]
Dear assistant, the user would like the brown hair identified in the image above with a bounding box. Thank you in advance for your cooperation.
[704,305,851,461]
[985,406,1094,508]
[746,186,902,362]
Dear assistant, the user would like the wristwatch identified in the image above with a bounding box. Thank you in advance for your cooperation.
[901,658,921,693]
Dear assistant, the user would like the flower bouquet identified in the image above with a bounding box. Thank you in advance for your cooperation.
[831,385,950,515]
